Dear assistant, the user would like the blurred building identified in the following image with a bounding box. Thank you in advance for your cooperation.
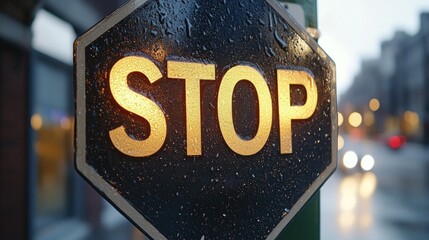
[0,1,148,240]
[340,13,429,144]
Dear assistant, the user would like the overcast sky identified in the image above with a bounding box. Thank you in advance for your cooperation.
[318,0,429,96]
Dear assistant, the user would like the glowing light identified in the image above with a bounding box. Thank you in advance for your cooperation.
[363,111,374,127]
[31,114,43,130]
[369,98,380,111]
[338,112,344,126]
[359,172,377,198]
[338,135,344,150]
[360,154,375,171]
[343,151,358,169]
[339,175,359,232]
[348,112,362,128]
[340,194,357,212]
[338,212,356,231]
[388,136,404,149]
[404,111,419,128]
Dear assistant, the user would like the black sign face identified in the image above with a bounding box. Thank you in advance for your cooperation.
[75,0,336,239]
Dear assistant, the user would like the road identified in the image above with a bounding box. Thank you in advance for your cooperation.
[321,134,429,240]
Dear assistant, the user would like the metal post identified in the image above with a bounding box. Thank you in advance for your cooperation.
[277,0,320,239]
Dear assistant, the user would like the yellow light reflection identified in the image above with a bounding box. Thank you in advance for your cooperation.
[338,174,359,232]
[339,211,356,231]
[340,193,357,211]
[359,172,377,199]
[31,114,43,130]
[363,111,375,127]
[338,173,377,234]
[369,98,380,111]
[348,112,362,128]
[359,211,373,230]
[338,112,344,126]
[340,175,359,201]
[338,135,344,150]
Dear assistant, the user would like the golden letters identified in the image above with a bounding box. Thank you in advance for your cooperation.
[109,56,318,157]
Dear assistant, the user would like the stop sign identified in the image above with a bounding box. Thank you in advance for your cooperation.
[74,0,336,239]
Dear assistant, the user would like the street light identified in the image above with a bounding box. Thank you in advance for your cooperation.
[348,112,362,128]
[369,98,380,112]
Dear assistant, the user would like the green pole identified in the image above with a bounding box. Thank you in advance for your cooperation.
[277,0,320,239]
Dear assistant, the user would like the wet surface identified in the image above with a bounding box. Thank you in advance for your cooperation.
[76,0,335,239]
[322,135,429,240]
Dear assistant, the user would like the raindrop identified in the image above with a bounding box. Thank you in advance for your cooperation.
[268,12,273,31]
[185,18,192,38]
[159,12,166,24]
[265,47,276,57]
[283,23,288,31]
[274,30,287,50]
[273,14,278,26]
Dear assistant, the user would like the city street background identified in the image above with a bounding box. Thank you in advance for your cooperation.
[1,0,429,239]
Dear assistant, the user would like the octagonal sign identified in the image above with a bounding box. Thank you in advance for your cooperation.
[74,0,336,239]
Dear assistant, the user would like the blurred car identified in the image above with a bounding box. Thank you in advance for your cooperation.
[339,150,375,174]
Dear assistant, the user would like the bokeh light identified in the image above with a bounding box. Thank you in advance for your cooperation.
[338,112,344,126]
[348,112,362,128]
[360,154,375,171]
[369,98,380,111]
[31,114,43,130]
[343,151,358,169]
[338,134,344,150]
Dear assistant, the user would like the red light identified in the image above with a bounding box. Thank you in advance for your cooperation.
[388,136,404,149]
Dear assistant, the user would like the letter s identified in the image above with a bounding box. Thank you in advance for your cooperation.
[109,56,167,157]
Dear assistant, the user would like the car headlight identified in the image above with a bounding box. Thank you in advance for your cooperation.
[360,154,375,171]
[343,151,358,169]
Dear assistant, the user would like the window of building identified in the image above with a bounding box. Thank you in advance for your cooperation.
[30,8,76,234]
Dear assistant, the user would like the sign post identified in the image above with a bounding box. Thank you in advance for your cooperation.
[75,0,336,239]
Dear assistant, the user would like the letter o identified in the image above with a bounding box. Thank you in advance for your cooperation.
[217,65,272,156]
